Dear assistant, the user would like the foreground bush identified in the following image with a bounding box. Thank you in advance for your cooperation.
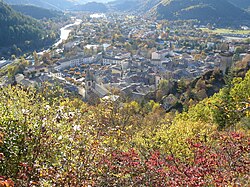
[0,69,249,186]
[98,132,249,186]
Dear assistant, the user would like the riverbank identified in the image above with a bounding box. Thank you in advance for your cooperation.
[54,19,82,47]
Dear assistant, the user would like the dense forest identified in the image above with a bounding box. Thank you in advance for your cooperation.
[11,5,63,20]
[0,1,58,57]
[0,65,249,186]
[3,0,74,11]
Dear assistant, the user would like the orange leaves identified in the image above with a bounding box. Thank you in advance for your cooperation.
[0,133,3,146]
[0,76,249,186]
[0,178,14,187]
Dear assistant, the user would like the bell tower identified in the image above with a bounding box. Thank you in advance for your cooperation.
[85,70,95,99]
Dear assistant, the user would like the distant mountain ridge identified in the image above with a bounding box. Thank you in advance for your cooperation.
[228,0,250,13]
[3,0,115,10]
[154,0,250,25]
[70,2,108,12]
[11,4,63,19]
[3,0,250,26]
[228,0,250,10]
[3,0,75,10]
[108,0,160,12]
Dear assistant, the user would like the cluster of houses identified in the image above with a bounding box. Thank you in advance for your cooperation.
[3,13,249,103]
[14,47,240,102]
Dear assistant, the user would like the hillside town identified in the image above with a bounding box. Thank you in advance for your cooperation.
[1,1,250,186]
[1,13,250,103]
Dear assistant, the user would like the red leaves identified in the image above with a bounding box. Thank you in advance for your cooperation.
[109,149,142,173]
[1,130,249,186]
[99,132,249,186]
[146,151,164,169]
[0,153,4,161]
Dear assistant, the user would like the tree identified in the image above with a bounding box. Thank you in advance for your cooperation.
[177,78,187,93]
[234,46,245,54]
[0,69,249,186]
[11,55,16,61]
[233,53,240,62]
[33,51,39,66]
[41,52,51,64]
[195,79,206,90]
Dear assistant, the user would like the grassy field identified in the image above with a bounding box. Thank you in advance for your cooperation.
[201,28,250,35]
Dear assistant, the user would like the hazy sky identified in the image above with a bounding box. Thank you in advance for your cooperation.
[78,0,114,2]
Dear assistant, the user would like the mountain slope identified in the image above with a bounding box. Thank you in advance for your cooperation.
[108,0,140,12]
[228,0,250,9]
[108,0,250,22]
[155,0,250,25]
[228,0,250,12]
[3,0,75,10]
[11,4,62,19]
[0,1,57,56]
[108,0,160,12]
[70,2,108,12]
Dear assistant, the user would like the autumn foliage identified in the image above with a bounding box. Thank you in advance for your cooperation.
[99,132,249,186]
[0,70,250,186]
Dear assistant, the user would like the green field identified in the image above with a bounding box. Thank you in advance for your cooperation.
[201,28,250,35]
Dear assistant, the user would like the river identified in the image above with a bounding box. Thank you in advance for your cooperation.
[54,19,82,47]
[1,19,83,67]
[56,14,105,46]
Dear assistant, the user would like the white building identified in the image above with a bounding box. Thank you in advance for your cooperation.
[155,75,163,89]
[55,56,94,70]
[15,74,25,83]
[115,52,131,59]
[152,49,170,60]
[102,57,123,65]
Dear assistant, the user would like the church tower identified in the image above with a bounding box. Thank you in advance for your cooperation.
[85,70,95,99]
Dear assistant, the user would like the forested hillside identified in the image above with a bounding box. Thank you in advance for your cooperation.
[107,0,250,25]
[11,5,62,19]
[70,2,108,12]
[0,1,58,57]
[109,0,160,12]
[0,68,249,186]
[228,0,250,10]
[156,0,250,25]
[3,0,74,10]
